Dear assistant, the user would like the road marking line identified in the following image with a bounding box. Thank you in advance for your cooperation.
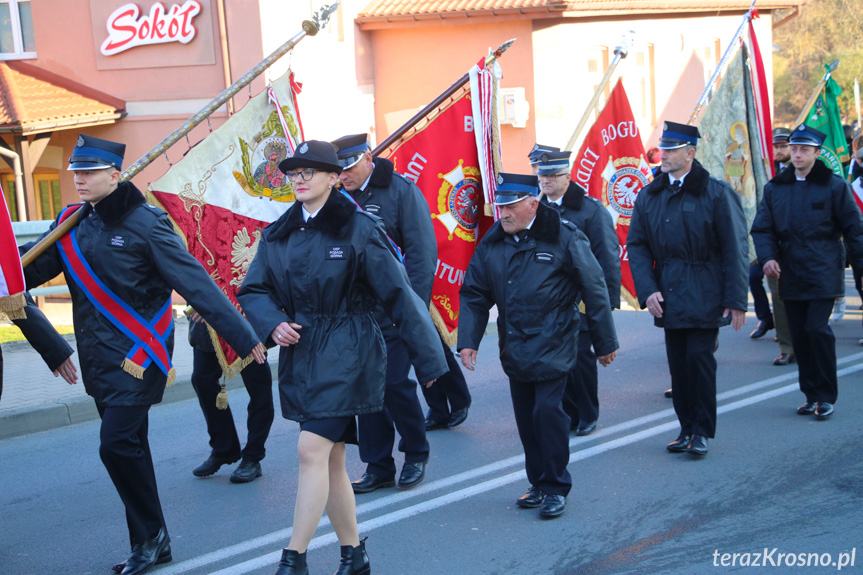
[162,359,863,574]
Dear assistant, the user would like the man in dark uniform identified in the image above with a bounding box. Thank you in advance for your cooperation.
[332,133,438,492]
[1,292,78,400]
[187,311,274,483]
[751,124,863,420]
[458,173,618,519]
[21,135,266,575]
[528,143,560,175]
[628,122,748,457]
[537,150,620,436]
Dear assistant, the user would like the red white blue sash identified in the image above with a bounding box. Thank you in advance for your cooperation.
[56,205,176,383]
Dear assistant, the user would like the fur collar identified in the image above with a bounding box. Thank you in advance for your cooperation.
[485,201,561,244]
[266,187,357,241]
[369,157,395,189]
[644,159,710,196]
[562,180,586,210]
[87,181,145,226]
[771,157,834,185]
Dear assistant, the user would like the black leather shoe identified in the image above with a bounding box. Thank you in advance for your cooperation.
[796,402,816,415]
[666,434,691,453]
[120,528,171,575]
[447,407,469,428]
[351,473,396,494]
[334,537,370,575]
[515,485,544,508]
[112,543,172,574]
[749,320,774,339]
[664,388,673,398]
[815,402,834,420]
[398,459,428,490]
[576,420,597,436]
[424,412,448,431]
[773,353,796,366]
[687,435,708,456]
[274,548,308,575]
[539,494,566,518]
[230,460,262,483]
[193,454,239,477]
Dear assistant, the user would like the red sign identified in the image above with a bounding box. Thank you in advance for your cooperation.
[101,1,202,56]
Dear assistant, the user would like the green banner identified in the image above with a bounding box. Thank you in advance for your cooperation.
[801,67,849,177]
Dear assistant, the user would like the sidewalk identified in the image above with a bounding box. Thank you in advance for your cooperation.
[0,316,279,440]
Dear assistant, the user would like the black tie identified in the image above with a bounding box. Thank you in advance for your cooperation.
[670,180,681,192]
[518,230,529,242]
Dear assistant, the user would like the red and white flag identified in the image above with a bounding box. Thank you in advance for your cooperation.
[571,80,652,308]
[0,183,26,320]
[747,11,774,177]
[148,71,304,377]
[378,58,499,345]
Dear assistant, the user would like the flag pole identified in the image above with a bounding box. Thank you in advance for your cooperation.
[372,39,516,157]
[21,4,337,268]
[563,31,634,152]
[688,7,755,125]
[793,60,840,127]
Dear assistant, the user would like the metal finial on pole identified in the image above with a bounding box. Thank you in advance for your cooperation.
[564,30,635,152]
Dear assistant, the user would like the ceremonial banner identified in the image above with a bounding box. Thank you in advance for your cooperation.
[747,15,774,177]
[378,60,498,345]
[801,70,850,177]
[148,71,304,377]
[0,182,26,320]
[572,80,651,308]
[696,47,770,263]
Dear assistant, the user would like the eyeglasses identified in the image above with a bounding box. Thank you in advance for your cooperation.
[285,168,317,181]
[537,172,569,180]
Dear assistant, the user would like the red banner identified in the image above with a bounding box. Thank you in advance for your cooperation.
[748,12,774,177]
[572,80,652,307]
[380,83,494,345]
[0,182,26,320]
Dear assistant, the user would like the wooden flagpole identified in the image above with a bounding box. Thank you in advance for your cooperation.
[21,4,338,268]
[793,60,840,127]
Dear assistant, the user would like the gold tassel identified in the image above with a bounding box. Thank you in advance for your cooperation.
[215,381,228,410]
[121,358,146,379]
[0,292,26,320]
[166,367,177,387]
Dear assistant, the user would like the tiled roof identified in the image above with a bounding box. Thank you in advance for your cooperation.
[357,0,806,22]
[0,61,125,134]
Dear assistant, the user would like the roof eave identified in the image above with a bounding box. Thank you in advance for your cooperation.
[0,112,126,135]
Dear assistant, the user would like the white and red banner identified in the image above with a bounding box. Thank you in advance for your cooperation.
[148,71,304,377]
[571,80,652,308]
[746,11,774,177]
[0,183,26,320]
[379,59,499,345]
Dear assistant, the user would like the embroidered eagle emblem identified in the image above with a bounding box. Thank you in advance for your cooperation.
[229,227,262,287]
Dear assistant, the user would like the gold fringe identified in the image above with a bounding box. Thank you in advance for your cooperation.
[430,303,457,347]
[209,324,255,380]
[121,358,146,380]
[166,366,177,387]
[621,286,640,312]
[215,381,228,410]
[0,292,26,320]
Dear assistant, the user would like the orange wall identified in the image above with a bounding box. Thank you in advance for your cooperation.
[366,20,537,174]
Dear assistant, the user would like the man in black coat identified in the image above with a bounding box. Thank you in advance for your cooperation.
[187,313,274,483]
[332,133,438,492]
[628,122,748,457]
[1,292,77,400]
[458,173,618,519]
[751,124,863,420]
[21,135,265,575]
[537,150,620,436]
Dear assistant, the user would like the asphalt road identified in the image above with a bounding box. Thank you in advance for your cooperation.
[2,297,862,575]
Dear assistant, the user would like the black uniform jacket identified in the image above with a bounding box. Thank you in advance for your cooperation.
[542,181,621,332]
[751,159,863,301]
[14,292,74,372]
[237,190,447,422]
[346,157,437,335]
[457,202,619,383]
[628,160,748,329]
[21,182,260,407]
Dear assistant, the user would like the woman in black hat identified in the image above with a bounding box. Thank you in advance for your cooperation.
[238,141,446,575]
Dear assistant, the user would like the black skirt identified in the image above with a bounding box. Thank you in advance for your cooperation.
[299,416,358,445]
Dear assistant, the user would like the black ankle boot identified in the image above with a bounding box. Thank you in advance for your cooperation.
[334,537,370,575]
[274,548,308,575]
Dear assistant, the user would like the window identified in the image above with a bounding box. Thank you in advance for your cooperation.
[623,44,656,124]
[586,47,610,118]
[1,174,18,221]
[34,174,60,220]
[0,0,35,59]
